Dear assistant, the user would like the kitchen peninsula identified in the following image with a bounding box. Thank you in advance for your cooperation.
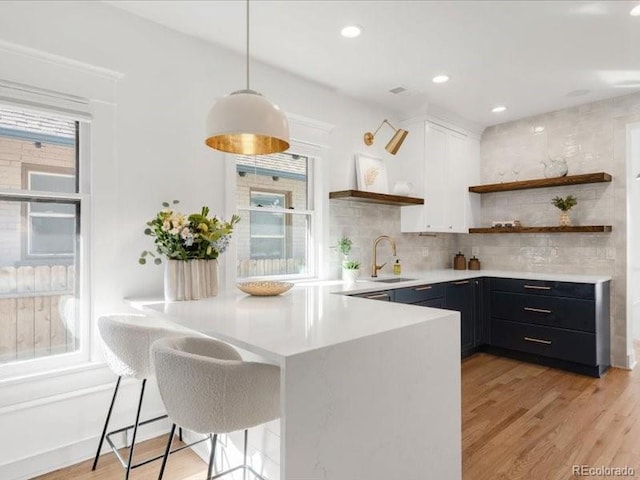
[129,284,462,480]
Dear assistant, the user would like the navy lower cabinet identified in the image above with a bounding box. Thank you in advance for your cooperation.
[444,280,476,355]
[485,278,610,378]
[350,276,610,377]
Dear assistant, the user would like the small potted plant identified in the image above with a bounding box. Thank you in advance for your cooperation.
[342,260,361,285]
[337,235,352,260]
[551,195,577,226]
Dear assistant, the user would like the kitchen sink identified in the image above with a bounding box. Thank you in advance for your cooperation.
[370,277,417,283]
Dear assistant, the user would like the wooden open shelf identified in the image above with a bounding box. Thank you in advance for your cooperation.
[468,172,612,194]
[329,190,424,206]
[469,225,612,234]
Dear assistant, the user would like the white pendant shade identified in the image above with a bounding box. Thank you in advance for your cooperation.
[205,89,290,155]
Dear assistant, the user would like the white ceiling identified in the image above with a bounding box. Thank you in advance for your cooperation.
[107,0,640,127]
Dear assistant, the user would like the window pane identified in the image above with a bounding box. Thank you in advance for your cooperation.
[250,238,285,260]
[30,201,76,215]
[29,172,75,193]
[250,191,286,208]
[237,212,309,277]
[236,153,308,209]
[0,107,77,191]
[0,199,79,364]
[30,216,76,255]
[250,211,285,237]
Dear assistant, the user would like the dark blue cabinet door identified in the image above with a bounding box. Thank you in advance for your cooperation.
[444,280,475,352]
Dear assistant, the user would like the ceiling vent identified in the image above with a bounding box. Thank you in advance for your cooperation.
[389,86,408,95]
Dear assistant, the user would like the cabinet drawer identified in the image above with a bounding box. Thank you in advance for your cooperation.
[491,291,595,332]
[413,297,444,309]
[490,278,594,300]
[491,319,597,366]
[352,290,394,302]
[394,284,444,304]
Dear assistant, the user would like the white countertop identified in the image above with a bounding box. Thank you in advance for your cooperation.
[127,268,609,362]
[324,268,611,296]
[127,284,456,362]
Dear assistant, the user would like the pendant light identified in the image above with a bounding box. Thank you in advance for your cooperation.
[205,0,289,155]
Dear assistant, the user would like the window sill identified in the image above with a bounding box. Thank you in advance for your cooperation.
[0,360,117,411]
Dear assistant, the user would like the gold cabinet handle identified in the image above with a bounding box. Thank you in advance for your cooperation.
[366,293,389,300]
[524,285,551,290]
[524,307,552,314]
[414,286,433,291]
[452,280,470,285]
[524,336,552,345]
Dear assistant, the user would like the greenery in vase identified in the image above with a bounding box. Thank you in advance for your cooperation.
[343,260,361,270]
[551,195,577,212]
[337,235,353,256]
[139,200,240,264]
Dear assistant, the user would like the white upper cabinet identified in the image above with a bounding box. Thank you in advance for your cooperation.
[399,120,480,233]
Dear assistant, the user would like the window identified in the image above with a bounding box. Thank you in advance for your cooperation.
[236,152,313,278]
[0,106,84,367]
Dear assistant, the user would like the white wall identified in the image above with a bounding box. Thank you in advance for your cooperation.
[0,1,400,477]
[628,123,640,345]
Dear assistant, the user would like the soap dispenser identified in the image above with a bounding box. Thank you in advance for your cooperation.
[393,259,402,275]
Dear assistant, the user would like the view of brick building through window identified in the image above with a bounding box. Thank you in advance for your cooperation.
[0,107,79,364]
[235,152,311,278]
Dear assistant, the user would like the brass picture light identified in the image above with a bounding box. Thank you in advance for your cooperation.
[363,119,409,155]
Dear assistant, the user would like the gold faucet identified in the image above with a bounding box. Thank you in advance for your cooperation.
[371,235,397,277]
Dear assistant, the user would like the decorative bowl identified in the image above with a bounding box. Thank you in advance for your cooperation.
[236,281,294,296]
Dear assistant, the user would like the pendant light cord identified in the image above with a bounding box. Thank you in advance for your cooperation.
[246,0,250,90]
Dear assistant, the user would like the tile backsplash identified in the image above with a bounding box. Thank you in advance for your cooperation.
[329,200,457,279]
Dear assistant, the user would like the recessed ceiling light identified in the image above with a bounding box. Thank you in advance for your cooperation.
[631,4,640,16]
[432,75,450,84]
[491,106,507,113]
[341,25,362,38]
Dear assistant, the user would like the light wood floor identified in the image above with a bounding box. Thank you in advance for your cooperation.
[38,352,640,480]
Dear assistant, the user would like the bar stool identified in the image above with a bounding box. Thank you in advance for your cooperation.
[151,336,280,480]
[93,314,204,479]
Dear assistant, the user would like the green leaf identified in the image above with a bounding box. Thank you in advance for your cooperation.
[141,251,148,257]
[173,200,179,204]
[144,228,152,235]
[138,258,146,265]
[154,258,162,265]
[162,202,170,208]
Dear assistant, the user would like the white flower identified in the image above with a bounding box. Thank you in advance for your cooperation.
[180,227,192,240]
[162,221,171,232]
[169,227,180,235]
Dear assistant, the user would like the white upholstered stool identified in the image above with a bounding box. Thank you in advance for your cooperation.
[152,336,280,480]
[93,314,204,479]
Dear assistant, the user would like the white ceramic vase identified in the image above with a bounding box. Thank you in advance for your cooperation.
[342,268,360,285]
[164,259,218,301]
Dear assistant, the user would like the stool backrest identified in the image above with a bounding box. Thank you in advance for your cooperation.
[152,336,280,434]
[98,314,178,379]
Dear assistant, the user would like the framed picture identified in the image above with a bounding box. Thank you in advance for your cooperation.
[355,154,388,194]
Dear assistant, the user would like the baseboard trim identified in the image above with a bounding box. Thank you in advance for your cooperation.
[0,413,170,480]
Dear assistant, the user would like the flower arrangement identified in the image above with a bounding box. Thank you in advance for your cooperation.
[139,200,240,264]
